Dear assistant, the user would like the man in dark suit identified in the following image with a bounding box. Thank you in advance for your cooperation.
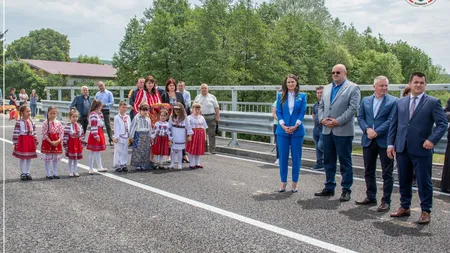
[356,76,397,212]
[387,72,447,224]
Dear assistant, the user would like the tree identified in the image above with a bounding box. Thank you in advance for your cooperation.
[6,29,70,61]
[352,50,403,84]
[77,54,102,64]
[0,61,47,99]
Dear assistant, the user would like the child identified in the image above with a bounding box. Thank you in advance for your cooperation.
[151,108,172,169]
[63,108,84,177]
[129,103,152,171]
[168,102,193,170]
[114,101,131,172]
[186,103,208,169]
[87,99,108,174]
[41,106,64,179]
[12,105,38,180]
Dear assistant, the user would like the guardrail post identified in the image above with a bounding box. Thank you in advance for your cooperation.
[70,89,75,100]
[119,88,124,101]
[228,89,239,147]
[46,89,51,100]
[58,89,62,101]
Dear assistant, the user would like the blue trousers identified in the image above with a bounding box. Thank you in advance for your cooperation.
[397,151,433,213]
[276,135,304,183]
[323,133,353,192]
[313,130,323,167]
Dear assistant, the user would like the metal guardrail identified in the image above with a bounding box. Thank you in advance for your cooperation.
[40,100,448,154]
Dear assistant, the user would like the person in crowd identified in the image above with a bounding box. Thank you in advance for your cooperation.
[41,106,64,179]
[87,99,108,174]
[312,86,324,171]
[186,103,208,169]
[193,83,220,154]
[355,76,397,212]
[63,108,84,177]
[144,75,162,127]
[70,86,92,136]
[29,89,39,119]
[151,108,172,169]
[95,81,114,146]
[441,97,450,193]
[315,64,361,202]
[114,101,132,172]
[12,104,38,180]
[129,102,152,171]
[388,72,447,224]
[178,81,191,115]
[402,86,411,97]
[19,89,28,107]
[9,88,17,107]
[129,77,145,121]
[169,102,193,170]
[275,74,307,193]
[272,100,279,165]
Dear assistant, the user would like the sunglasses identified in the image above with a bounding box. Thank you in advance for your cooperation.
[331,71,340,75]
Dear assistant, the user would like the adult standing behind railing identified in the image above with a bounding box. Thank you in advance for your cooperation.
[129,77,145,122]
[275,74,306,193]
[194,83,220,155]
[95,81,115,146]
[440,98,450,193]
[311,86,324,171]
[178,81,191,115]
[19,89,28,107]
[30,89,38,119]
[70,86,92,136]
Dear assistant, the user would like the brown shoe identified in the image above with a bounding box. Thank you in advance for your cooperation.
[355,198,377,205]
[377,202,390,212]
[390,207,411,217]
[418,212,431,225]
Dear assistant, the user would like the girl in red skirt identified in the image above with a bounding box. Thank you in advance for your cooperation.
[41,106,64,179]
[12,105,38,180]
[87,99,107,174]
[151,108,172,169]
[63,108,84,177]
[186,103,208,169]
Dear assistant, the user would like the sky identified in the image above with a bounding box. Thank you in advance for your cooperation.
[2,0,450,73]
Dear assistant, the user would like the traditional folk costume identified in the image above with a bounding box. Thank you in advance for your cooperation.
[129,115,152,170]
[87,111,107,173]
[169,116,193,169]
[13,119,38,179]
[114,113,131,170]
[63,122,84,176]
[186,114,208,168]
[133,89,162,116]
[41,120,64,178]
[151,121,172,167]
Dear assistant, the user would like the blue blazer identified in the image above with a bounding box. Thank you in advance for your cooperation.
[358,94,397,148]
[387,94,447,157]
[275,92,307,137]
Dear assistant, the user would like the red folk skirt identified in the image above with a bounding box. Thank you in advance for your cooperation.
[152,136,170,156]
[87,128,106,151]
[66,136,83,160]
[186,128,206,155]
[13,135,37,159]
[41,133,63,154]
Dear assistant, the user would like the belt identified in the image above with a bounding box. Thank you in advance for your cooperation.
[172,125,185,128]
[203,113,215,116]
[173,142,185,145]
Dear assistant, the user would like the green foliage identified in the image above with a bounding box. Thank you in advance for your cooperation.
[6,28,70,61]
[0,61,47,99]
[352,50,403,84]
[76,54,102,64]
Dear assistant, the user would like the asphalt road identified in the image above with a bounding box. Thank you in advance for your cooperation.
[1,117,449,253]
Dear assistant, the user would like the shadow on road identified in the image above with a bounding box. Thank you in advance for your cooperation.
[339,205,385,221]
[372,220,433,237]
[296,197,341,210]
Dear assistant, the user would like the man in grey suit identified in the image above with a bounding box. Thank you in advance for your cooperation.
[315,64,361,201]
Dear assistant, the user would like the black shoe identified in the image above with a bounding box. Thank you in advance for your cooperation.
[26,173,32,180]
[20,173,27,181]
[314,189,335,196]
[115,167,123,172]
[46,176,53,180]
[122,166,128,172]
[109,140,114,146]
[340,192,351,202]
[53,175,60,179]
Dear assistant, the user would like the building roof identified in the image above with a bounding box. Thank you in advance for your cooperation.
[21,59,117,78]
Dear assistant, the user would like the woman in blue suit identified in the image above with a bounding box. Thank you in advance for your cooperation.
[276,74,307,193]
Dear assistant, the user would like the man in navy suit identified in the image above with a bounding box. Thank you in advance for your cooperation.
[387,72,447,224]
[356,76,397,212]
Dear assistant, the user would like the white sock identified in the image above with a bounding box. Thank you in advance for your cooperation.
[95,152,104,169]
[188,154,195,167]
[177,150,182,168]
[170,150,176,168]
[25,159,31,174]
[195,155,201,166]
[154,155,160,163]
[19,159,26,174]
[52,160,59,176]
[45,161,52,176]
[89,152,95,169]
[73,160,78,173]
[68,160,73,173]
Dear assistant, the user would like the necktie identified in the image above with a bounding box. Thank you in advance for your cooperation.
[410,96,417,119]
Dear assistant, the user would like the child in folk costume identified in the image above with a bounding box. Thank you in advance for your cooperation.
[129,102,152,170]
[12,105,38,180]
[114,101,131,172]
[63,108,84,177]
[186,103,208,169]
[168,102,193,170]
[41,106,64,179]
[87,99,108,174]
[151,108,172,169]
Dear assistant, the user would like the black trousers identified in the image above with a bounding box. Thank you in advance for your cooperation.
[362,141,394,204]
[102,109,113,142]
[78,115,89,137]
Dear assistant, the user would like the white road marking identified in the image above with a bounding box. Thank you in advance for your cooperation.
[0,137,357,253]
